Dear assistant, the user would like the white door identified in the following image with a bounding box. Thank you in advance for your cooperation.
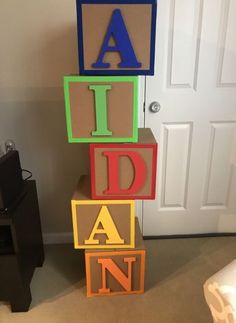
[142,0,236,235]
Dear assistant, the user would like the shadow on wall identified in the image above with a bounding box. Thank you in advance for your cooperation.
[0,101,89,234]
[0,25,89,235]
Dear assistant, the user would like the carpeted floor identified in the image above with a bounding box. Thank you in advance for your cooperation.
[0,237,235,323]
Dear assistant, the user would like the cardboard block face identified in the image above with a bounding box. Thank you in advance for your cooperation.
[64,76,138,143]
[85,218,145,297]
[71,176,135,249]
[90,128,158,200]
[76,0,157,75]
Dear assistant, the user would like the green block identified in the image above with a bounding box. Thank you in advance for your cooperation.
[64,76,138,143]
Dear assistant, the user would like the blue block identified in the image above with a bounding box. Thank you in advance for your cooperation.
[76,0,157,76]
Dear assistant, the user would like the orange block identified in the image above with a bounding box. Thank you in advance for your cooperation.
[85,218,145,297]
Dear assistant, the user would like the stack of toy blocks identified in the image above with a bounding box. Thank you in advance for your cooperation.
[64,0,157,297]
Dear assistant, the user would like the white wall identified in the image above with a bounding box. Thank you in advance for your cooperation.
[0,1,89,238]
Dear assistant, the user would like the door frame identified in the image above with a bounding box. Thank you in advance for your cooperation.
[137,76,146,233]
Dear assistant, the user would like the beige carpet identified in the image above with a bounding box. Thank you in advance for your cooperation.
[0,237,236,323]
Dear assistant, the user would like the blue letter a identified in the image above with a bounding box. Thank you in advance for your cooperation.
[92,9,141,69]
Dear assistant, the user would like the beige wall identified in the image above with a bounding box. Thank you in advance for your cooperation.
[0,1,89,235]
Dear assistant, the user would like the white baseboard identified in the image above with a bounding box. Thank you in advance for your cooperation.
[42,212,143,245]
[43,232,73,244]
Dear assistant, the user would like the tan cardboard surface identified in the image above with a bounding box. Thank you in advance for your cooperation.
[82,4,152,70]
[94,129,156,197]
[72,175,91,200]
[89,252,143,293]
[75,204,132,246]
[69,81,134,138]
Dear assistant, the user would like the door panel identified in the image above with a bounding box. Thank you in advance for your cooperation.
[202,122,236,208]
[167,0,203,89]
[217,0,236,86]
[160,122,192,209]
[143,0,236,235]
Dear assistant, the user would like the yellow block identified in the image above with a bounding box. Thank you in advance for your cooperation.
[71,176,135,249]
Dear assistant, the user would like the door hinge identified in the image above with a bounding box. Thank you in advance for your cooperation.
[143,102,146,112]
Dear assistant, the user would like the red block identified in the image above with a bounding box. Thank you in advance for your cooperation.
[90,128,157,200]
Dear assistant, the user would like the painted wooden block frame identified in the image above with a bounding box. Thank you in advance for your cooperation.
[86,250,145,297]
[72,200,135,249]
[64,76,138,143]
[76,0,157,75]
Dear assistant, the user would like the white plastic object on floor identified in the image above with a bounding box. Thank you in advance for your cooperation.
[204,260,236,323]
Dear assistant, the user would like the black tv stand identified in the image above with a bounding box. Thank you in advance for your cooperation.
[0,180,44,312]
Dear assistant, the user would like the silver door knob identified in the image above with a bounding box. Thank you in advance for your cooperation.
[149,101,161,113]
